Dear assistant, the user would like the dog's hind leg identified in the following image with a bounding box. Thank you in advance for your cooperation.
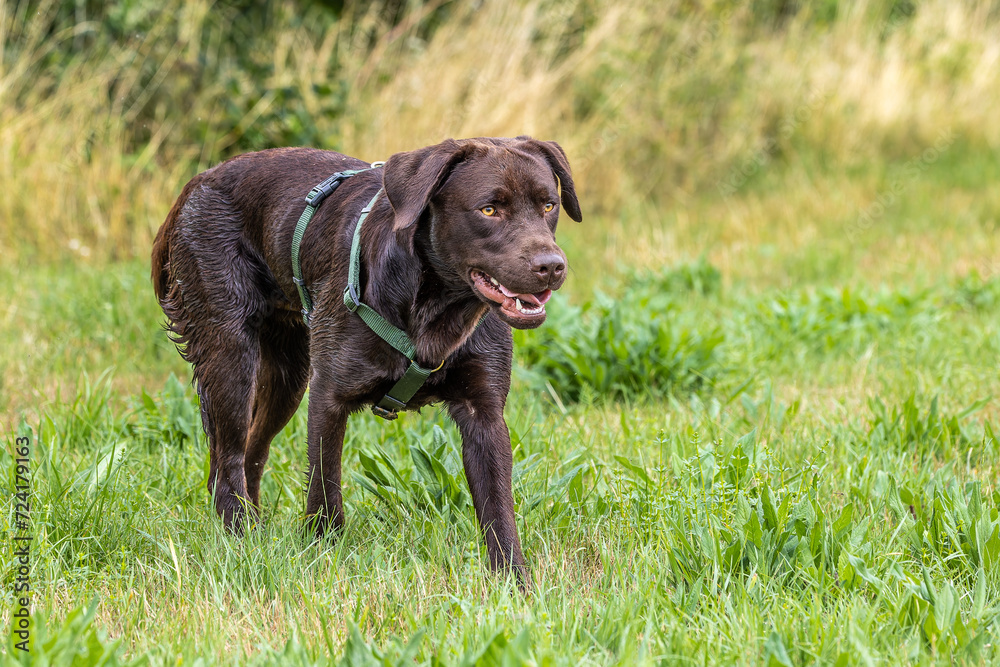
[195,339,259,529]
[243,320,310,510]
[160,185,274,530]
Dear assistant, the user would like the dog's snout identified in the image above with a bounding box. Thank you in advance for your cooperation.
[530,252,566,284]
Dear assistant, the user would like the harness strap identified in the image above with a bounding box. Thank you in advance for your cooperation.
[343,189,442,420]
[342,190,414,357]
[292,168,373,324]
[292,165,446,421]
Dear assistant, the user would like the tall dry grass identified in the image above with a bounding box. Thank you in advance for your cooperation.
[2,0,999,263]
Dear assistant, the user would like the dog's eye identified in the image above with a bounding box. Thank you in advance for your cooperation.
[480,206,497,217]
[544,203,555,212]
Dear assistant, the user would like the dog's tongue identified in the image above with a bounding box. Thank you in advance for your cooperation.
[497,284,552,307]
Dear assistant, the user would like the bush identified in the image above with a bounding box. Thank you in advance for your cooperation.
[754,285,940,353]
[515,262,725,403]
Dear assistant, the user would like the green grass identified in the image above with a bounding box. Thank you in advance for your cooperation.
[0,261,186,421]
[5,2,1000,663]
[2,246,999,664]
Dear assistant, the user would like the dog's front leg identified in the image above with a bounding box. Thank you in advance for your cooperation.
[305,396,349,536]
[448,400,529,588]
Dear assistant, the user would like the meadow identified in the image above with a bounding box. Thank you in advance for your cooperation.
[3,0,1000,664]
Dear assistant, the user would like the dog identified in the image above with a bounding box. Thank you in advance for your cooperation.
[151,136,582,584]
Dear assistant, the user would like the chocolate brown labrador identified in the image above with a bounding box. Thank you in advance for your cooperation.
[151,136,582,584]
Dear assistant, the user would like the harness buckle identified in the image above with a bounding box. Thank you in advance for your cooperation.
[371,405,398,420]
[304,173,347,207]
[343,284,360,312]
[373,393,406,420]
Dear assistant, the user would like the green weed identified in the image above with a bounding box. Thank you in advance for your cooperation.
[515,263,726,403]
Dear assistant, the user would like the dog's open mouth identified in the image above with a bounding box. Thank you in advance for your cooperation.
[471,269,552,326]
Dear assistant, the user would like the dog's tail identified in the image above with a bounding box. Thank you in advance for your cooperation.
[151,175,203,302]
[151,173,219,447]
[151,174,213,370]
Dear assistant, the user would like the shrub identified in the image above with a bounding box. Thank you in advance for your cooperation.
[755,285,940,353]
[515,263,725,403]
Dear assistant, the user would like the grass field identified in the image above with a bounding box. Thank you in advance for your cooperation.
[4,0,1000,665]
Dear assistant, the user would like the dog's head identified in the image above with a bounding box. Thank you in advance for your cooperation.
[382,136,582,329]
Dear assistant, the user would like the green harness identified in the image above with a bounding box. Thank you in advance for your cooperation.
[291,164,442,420]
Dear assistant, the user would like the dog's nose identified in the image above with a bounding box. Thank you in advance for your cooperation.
[530,252,566,284]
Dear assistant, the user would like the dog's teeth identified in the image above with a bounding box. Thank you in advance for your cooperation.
[490,277,499,286]
[524,302,543,314]
[515,298,523,311]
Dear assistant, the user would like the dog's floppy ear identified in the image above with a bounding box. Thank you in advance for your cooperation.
[382,139,469,252]
[520,138,583,222]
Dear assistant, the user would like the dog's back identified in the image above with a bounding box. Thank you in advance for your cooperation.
[152,148,371,308]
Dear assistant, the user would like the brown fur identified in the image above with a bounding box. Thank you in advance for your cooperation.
[151,137,582,586]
